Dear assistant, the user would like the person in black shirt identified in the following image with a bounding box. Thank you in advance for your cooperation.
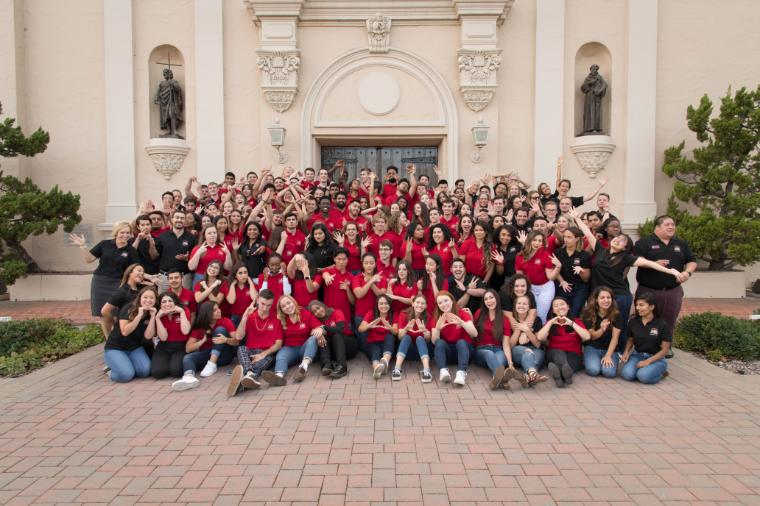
[581,286,623,378]
[554,227,591,318]
[103,286,157,382]
[101,263,148,337]
[70,221,139,336]
[132,215,160,275]
[305,223,337,271]
[620,292,671,384]
[238,221,268,279]
[490,225,521,291]
[155,210,197,290]
[448,259,486,313]
[572,209,680,344]
[633,215,697,339]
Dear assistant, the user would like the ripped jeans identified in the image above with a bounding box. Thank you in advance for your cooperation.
[511,345,545,372]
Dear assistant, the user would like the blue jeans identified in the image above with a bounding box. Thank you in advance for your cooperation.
[556,283,589,319]
[474,345,507,374]
[182,326,236,375]
[583,346,619,378]
[615,293,633,348]
[434,339,474,372]
[274,336,319,374]
[397,335,430,361]
[353,315,368,353]
[365,333,395,363]
[511,345,545,372]
[104,347,151,383]
[621,351,667,384]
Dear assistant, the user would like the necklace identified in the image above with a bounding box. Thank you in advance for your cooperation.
[253,313,269,331]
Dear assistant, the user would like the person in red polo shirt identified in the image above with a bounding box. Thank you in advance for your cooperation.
[472,290,522,390]
[431,291,478,387]
[261,295,325,387]
[308,300,358,379]
[357,294,397,380]
[152,292,192,380]
[392,294,433,382]
[276,212,306,266]
[227,289,283,396]
[537,297,590,388]
[225,263,258,326]
[321,249,356,327]
[515,230,561,323]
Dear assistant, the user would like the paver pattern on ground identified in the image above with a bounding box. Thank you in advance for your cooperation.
[1,335,759,505]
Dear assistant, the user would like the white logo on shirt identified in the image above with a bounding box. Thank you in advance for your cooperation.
[121,252,128,258]
[573,258,580,265]
[534,259,541,265]
[182,241,189,247]
[267,324,274,330]
[649,328,659,336]
[299,323,306,329]
[674,246,681,252]
[651,245,660,250]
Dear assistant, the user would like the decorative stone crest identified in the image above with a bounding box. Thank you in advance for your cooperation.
[457,49,501,111]
[145,138,190,180]
[366,13,391,53]
[569,135,616,179]
[257,50,300,112]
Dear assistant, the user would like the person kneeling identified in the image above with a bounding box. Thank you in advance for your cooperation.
[620,293,671,384]
[538,298,590,388]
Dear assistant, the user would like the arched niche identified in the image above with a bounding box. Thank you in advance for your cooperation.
[574,42,612,137]
[148,44,186,139]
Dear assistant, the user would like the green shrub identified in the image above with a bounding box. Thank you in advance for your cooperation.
[674,312,760,361]
[0,319,102,377]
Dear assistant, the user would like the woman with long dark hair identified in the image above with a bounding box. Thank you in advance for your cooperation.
[427,223,457,276]
[581,286,623,378]
[306,222,338,271]
[620,292,671,384]
[333,222,362,273]
[458,222,494,282]
[417,254,448,315]
[238,221,268,279]
[403,222,427,277]
[554,226,591,318]
[101,263,149,337]
[188,224,232,284]
[473,289,521,390]
[537,297,590,388]
[172,301,239,390]
[386,260,417,314]
[286,253,321,309]
[358,294,397,379]
[226,263,258,326]
[352,252,387,350]
[103,286,157,383]
[490,225,521,291]
[152,292,192,380]
[392,294,433,382]
[509,294,547,386]
[515,230,561,323]
[193,260,228,306]
[432,291,478,387]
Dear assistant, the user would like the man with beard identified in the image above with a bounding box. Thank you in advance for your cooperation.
[156,210,197,291]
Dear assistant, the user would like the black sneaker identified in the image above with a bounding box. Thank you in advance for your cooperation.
[321,363,334,376]
[330,365,348,379]
[391,368,402,381]
[241,372,261,390]
[561,364,574,385]
[666,350,675,359]
[420,369,433,383]
[547,363,564,388]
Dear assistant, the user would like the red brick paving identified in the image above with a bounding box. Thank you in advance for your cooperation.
[1,298,760,504]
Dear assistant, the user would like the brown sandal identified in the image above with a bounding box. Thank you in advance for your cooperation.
[527,369,548,386]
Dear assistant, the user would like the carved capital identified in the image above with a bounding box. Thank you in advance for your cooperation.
[458,49,501,86]
[366,13,391,53]
[145,138,190,180]
[256,50,300,112]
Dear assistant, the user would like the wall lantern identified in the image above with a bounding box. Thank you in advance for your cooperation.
[267,119,288,163]
[471,118,489,163]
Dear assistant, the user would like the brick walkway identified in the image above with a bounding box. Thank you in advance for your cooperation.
[1,342,759,505]
[1,298,757,325]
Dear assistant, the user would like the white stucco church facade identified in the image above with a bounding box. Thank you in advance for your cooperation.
[2,0,760,283]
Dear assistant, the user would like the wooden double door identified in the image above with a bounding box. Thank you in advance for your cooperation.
[320,146,439,183]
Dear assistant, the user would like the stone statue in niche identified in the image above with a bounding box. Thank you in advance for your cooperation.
[581,64,608,135]
[154,68,184,139]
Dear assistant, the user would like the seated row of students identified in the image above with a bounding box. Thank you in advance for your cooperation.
[103,273,671,392]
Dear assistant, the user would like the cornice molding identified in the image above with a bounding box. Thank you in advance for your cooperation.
[243,0,513,25]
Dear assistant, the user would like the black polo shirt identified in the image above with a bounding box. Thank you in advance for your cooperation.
[550,191,584,208]
[554,248,591,286]
[583,312,624,350]
[447,274,486,313]
[627,315,671,354]
[136,238,160,275]
[90,240,140,279]
[633,235,695,290]
[590,243,637,295]
[155,229,197,274]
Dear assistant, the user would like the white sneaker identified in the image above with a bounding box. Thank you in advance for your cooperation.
[172,374,200,391]
[200,362,217,377]
[439,368,451,383]
[454,370,467,386]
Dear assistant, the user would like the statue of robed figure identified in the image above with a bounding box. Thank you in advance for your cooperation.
[580,64,608,135]
[154,68,184,138]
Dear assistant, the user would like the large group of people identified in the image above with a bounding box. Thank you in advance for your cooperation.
[70,160,696,395]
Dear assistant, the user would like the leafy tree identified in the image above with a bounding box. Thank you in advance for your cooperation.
[0,101,82,285]
[655,86,760,271]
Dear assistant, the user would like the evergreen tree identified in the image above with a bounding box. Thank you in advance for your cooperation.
[659,86,760,271]
[0,101,82,285]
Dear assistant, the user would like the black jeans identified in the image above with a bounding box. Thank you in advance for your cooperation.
[546,348,582,372]
[319,331,359,367]
[151,341,186,379]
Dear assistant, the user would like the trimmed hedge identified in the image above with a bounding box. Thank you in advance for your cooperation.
[0,318,102,377]
[674,312,760,361]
